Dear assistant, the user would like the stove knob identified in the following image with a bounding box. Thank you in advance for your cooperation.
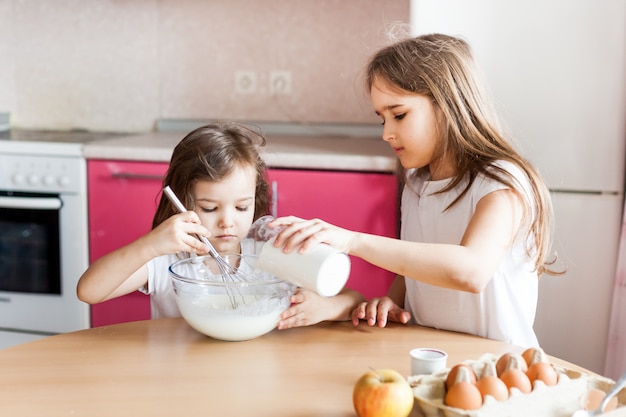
[12,173,26,185]
[58,176,71,187]
[43,175,56,186]
[28,174,41,185]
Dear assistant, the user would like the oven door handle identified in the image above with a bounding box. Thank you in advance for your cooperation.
[0,196,62,210]
[111,172,164,180]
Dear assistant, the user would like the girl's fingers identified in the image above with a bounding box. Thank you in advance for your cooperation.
[363,298,382,326]
[175,210,200,224]
[188,236,209,254]
[268,215,303,228]
[276,221,315,248]
[376,300,391,328]
[351,301,371,325]
[272,219,329,253]
[160,212,212,254]
[362,297,396,328]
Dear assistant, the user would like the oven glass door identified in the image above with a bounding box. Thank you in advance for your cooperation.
[0,192,61,294]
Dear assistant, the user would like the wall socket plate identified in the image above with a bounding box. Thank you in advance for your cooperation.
[234,70,257,94]
[269,70,292,95]
[233,70,292,95]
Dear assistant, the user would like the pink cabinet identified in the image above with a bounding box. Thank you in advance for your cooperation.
[266,169,398,299]
[87,160,168,327]
[87,161,398,326]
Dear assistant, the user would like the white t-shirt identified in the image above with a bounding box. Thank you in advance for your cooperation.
[402,161,539,347]
[141,238,263,319]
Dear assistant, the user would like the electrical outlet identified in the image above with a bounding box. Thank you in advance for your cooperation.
[234,71,257,94]
[269,70,292,95]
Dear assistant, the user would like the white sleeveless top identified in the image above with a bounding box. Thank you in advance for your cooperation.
[402,161,539,347]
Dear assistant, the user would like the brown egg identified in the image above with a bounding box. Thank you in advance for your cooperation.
[583,388,619,412]
[445,382,483,410]
[522,347,538,366]
[475,362,509,401]
[496,353,528,376]
[445,364,477,390]
[526,361,558,387]
[522,347,549,367]
[499,354,532,393]
[444,365,483,410]
[500,368,532,393]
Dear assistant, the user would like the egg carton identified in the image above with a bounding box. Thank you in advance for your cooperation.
[408,354,626,417]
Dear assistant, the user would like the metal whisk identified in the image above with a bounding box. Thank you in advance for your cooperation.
[163,186,252,306]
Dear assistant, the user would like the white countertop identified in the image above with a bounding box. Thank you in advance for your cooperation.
[83,131,397,172]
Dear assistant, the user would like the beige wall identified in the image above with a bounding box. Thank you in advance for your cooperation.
[0,0,409,132]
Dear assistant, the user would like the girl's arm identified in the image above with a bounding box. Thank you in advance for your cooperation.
[270,188,523,293]
[386,274,406,307]
[76,211,210,304]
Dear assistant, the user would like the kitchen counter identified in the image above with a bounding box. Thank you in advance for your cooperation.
[0,318,619,417]
[83,131,397,172]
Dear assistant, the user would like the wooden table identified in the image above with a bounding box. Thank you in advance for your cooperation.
[0,318,607,416]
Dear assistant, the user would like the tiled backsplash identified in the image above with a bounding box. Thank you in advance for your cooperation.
[0,0,409,132]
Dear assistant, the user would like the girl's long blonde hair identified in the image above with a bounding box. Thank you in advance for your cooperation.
[366,33,557,275]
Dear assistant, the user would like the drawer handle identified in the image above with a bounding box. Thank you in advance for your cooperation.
[111,172,164,181]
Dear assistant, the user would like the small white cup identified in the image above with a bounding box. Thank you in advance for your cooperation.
[410,348,448,376]
[254,236,350,297]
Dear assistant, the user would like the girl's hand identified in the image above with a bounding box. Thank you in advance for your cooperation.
[268,216,355,254]
[277,287,365,330]
[277,288,333,329]
[351,297,411,328]
[144,211,211,257]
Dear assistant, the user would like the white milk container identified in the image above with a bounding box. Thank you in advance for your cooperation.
[247,216,351,297]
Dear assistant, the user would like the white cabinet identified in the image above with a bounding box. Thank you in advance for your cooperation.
[534,193,622,373]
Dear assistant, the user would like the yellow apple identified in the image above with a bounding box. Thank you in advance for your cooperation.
[353,368,414,417]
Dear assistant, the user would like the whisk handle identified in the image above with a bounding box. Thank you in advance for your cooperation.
[198,235,220,258]
[163,186,188,213]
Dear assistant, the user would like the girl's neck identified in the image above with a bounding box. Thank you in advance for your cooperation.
[429,157,456,181]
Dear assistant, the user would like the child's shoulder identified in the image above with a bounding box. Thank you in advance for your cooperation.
[479,160,534,200]
[485,160,530,185]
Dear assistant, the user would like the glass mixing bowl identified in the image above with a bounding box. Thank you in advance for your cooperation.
[169,254,295,341]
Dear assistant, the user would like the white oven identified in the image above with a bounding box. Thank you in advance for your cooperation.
[0,130,105,348]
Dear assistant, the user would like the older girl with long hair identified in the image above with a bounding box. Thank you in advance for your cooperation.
[271,34,557,346]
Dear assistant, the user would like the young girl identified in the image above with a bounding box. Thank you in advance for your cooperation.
[77,122,271,318]
[77,121,363,324]
[269,34,557,347]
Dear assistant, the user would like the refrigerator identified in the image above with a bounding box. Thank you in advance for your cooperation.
[410,0,626,375]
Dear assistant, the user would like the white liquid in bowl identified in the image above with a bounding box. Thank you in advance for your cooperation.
[169,254,294,341]
[176,293,289,341]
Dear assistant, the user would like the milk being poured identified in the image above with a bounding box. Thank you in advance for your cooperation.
[248,216,351,297]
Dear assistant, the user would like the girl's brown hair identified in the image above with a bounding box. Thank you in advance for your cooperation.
[152,122,270,228]
[366,33,557,275]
